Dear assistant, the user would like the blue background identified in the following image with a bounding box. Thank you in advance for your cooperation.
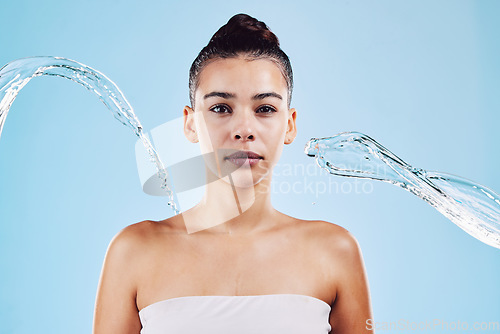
[0,0,499,333]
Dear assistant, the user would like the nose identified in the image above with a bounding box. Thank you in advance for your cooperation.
[234,132,254,141]
[232,111,255,142]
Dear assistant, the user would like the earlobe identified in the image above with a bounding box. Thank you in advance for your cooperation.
[284,107,297,145]
[183,105,198,143]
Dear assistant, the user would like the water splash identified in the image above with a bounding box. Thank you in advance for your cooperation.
[0,56,179,214]
[305,131,500,249]
[3,57,498,245]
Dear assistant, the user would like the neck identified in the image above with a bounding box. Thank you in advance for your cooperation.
[181,171,277,235]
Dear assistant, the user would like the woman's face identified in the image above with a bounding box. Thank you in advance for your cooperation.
[183,56,297,188]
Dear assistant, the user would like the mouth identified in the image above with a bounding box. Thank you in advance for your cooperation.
[224,150,263,167]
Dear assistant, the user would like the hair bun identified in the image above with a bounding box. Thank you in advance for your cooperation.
[209,13,280,47]
[189,13,293,109]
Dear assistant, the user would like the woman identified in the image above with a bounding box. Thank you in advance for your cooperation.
[93,13,373,334]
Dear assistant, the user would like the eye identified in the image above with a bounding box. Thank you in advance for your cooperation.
[210,104,232,114]
[256,105,277,114]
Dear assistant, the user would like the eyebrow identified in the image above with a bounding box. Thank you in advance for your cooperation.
[203,91,283,101]
[253,92,283,101]
[204,92,236,100]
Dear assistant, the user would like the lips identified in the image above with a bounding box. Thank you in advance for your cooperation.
[224,150,263,167]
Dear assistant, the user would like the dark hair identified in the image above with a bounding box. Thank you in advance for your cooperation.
[189,13,293,109]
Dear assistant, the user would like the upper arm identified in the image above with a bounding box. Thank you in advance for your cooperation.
[328,228,373,333]
[93,224,144,334]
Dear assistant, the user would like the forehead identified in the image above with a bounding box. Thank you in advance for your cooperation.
[196,57,287,98]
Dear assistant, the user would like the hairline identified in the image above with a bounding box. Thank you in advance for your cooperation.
[192,53,292,110]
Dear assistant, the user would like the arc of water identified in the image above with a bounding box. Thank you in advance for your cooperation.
[0,56,179,214]
[305,131,500,249]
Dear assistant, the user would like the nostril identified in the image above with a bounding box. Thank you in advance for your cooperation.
[234,133,254,140]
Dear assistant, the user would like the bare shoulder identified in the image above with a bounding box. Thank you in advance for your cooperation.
[281,217,367,307]
[290,217,362,260]
[101,221,148,272]
[109,220,155,249]
[316,220,360,252]
[94,220,173,333]
[318,220,362,261]
[306,220,367,289]
[105,219,176,260]
[307,221,373,332]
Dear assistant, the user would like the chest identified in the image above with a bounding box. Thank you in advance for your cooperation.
[136,234,336,310]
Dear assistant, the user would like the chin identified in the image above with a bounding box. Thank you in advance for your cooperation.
[222,168,267,189]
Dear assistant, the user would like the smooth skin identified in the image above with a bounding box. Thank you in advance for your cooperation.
[93,55,373,334]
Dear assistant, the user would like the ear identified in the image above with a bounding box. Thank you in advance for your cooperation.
[284,108,297,145]
[183,105,198,143]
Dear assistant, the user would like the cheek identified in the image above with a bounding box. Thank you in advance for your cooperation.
[271,139,285,157]
[275,117,290,152]
[269,115,289,141]
[266,123,287,157]
[193,113,220,153]
[194,112,213,153]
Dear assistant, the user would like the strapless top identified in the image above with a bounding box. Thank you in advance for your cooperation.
[139,293,332,334]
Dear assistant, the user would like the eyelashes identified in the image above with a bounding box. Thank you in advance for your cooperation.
[209,104,277,114]
[257,105,277,114]
[209,104,231,114]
